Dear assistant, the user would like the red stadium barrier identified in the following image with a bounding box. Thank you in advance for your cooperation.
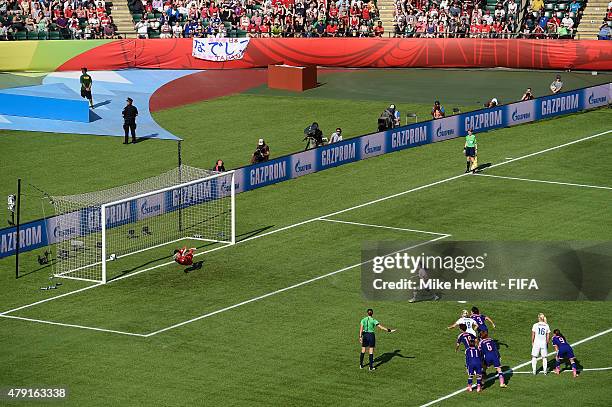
[57,38,612,71]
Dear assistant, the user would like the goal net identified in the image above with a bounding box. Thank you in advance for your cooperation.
[50,166,235,283]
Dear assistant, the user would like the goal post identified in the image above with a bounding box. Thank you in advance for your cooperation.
[51,166,235,284]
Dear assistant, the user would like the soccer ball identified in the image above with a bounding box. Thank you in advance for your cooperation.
[109,254,116,261]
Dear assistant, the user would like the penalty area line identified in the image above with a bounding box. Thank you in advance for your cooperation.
[318,218,451,237]
[0,314,147,337]
[419,327,612,407]
[3,129,610,333]
[475,173,612,191]
[143,235,449,337]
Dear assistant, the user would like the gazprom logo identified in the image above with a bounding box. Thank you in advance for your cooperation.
[435,124,454,138]
[140,200,161,215]
[588,93,607,105]
[363,141,382,155]
[220,179,238,193]
[53,225,76,239]
[294,159,312,173]
[512,109,531,121]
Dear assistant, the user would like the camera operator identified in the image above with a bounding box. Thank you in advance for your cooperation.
[378,104,400,131]
[250,138,270,164]
[303,122,326,150]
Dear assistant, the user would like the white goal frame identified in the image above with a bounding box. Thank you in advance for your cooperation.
[55,170,235,284]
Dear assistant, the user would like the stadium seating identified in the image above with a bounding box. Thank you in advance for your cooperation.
[127,0,381,38]
[0,0,117,40]
[391,0,524,37]
[519,0,587,38]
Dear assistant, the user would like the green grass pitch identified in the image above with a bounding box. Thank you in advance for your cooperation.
[0,69,611,406]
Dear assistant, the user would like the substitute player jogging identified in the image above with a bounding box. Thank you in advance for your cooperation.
[464,129,477,173]
[359,308,395,371]
[465,340,483,393]
[479,331,507,388]
[552,329,578,377]
[531,313,551,375]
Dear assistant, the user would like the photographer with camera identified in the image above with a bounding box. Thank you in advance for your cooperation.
[250,138,270,164]
[378,104,400,131]
[303,122,326,150]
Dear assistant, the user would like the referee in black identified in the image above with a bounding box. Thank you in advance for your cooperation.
[359,308,395,371]
[122,97,138,144]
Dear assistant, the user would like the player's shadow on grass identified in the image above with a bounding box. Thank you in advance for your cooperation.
[493,339,509,350]
[483,365,512,390]
[556,358,583,375]
[373,349,414,368]
[185,261,203,273]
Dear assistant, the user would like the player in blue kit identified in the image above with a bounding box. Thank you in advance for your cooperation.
[552,329,578,377]
[455,324,476,352]
[478,331,507,388]
[465,340,483,393]
[470,307,496,333]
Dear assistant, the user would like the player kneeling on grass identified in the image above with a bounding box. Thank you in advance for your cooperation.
[359,308,396,371]
[552,329,578,377]
[465,339,483,393]
[478,331,507,388]
[174,247,196,266]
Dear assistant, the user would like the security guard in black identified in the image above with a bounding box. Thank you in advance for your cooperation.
[122,97,138,144]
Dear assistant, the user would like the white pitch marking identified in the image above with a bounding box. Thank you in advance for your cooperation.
[143,236,448,337]
[3,130,611,334]
[318,218,451,237]
[419,327,612,407]
[513,367,612,374]
[0,314,146,337]
[0,283,103,315]
[475,173,612,191]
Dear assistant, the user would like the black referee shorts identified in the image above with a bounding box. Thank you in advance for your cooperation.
[81,89,92,100]
[465,147,476,157]
[362,332,376,348]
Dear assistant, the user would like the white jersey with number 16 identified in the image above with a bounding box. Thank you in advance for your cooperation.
[532,322,550,344]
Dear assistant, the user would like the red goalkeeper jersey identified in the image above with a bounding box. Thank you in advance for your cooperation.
[175,248,194,266]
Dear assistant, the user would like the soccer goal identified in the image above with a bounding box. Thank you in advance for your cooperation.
[50,166,235,284]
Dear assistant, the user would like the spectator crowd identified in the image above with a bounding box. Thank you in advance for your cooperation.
[128,0,383,38]
[392,0,586,38]
[597,0,611,39]
[0,0,118,40]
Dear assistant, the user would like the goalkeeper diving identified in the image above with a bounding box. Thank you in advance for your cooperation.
[174,247,196,266]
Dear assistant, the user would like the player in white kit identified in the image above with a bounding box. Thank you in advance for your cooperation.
[531,313,551,375]
[448,310,477,337]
